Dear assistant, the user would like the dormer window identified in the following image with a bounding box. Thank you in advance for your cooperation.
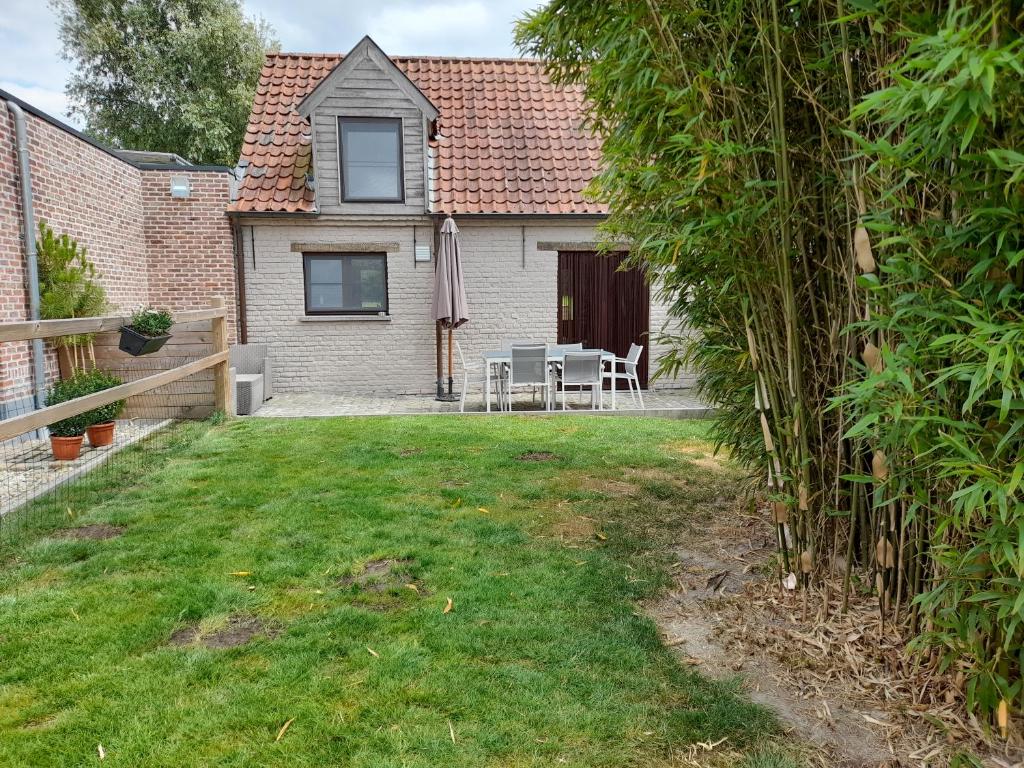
[339,117,403,202]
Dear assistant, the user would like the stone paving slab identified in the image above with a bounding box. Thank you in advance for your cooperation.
[252,389,712,418]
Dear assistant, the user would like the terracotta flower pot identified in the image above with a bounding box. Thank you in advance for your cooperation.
[51,435,84,461]
[86,421,116,447]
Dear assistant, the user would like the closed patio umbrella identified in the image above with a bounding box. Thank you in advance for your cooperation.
[432,216,470,399]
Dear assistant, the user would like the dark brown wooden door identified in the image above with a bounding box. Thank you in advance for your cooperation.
[557,251,649,388]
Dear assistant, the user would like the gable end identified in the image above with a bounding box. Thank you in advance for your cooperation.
[297,36,439,121]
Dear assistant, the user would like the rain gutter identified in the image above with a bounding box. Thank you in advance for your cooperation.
[3,98,46,411]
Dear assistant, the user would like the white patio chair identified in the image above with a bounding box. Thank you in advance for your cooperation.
[557,351,604,410]
[603,343,644,409]
[505,345,553,411]
[504,339,543,403]
[546,342,583,399]
[455,341,503,413]
[502,338,540,350]
[546,342,583,356]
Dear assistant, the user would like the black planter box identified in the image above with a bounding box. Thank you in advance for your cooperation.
[119,326,171,356]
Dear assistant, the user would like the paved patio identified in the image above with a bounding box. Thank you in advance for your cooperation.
[251,389,712,418]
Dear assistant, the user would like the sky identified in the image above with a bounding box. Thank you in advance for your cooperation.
[0,0,543,126]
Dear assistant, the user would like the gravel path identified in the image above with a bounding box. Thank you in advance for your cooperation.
[0,419,169,517]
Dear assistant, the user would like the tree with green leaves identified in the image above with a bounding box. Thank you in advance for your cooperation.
[53,0,277,166]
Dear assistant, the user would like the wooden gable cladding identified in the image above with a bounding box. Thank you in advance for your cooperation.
[302,38,432,216]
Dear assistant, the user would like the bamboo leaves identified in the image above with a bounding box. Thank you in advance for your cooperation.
[519,0,1024,735]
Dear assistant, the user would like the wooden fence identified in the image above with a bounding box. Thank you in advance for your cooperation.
[0,298,232,442]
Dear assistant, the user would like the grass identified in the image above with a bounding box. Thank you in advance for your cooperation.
[0,416,783,766]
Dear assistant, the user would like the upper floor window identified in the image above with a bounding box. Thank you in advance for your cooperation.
[339,117,403,202]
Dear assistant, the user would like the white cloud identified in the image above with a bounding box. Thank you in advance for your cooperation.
[367,2,494,56]
[244,0,542,56]
[0,0,77,123]
[0,82,72,122]
[1,0,546,130]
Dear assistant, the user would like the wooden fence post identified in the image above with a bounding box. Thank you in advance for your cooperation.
[210,297,234,416]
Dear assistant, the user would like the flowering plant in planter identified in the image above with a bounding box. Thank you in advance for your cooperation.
[119,308,173,356]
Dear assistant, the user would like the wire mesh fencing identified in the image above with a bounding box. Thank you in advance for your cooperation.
[0,304,231,549]
[0,371,216,547]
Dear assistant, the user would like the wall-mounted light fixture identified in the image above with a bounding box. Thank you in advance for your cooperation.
[413,225,431,266]
[169,175,191,198]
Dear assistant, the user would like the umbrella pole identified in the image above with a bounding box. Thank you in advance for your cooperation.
[435,322,444,399]
[447,328,454,396]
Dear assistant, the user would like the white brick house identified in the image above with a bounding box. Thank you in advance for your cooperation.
[229,37,690,396]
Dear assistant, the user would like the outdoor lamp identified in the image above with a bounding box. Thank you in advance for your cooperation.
[169,176,191,198]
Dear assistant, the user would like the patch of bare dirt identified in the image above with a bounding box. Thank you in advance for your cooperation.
[550,515,598,542]
[624,466,681,484]
[662,439,734,471]
[580,475,637,497]
[169,615,279,649]
[54,524,125,541]
[646,506,1023,767]
[397,448,422,457]
[516,451,559,462]
[337,559,427,603]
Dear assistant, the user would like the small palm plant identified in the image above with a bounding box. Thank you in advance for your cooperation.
[36,220,108,373]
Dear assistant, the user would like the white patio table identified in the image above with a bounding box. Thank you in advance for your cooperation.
[481,349,617,413]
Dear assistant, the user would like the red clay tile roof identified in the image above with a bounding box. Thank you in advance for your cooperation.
[230,53,606,215]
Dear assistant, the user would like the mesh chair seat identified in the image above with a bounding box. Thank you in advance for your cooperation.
[506,345,552,411]
[229,344,274,414]
[559,351,604,410]
[235,373,264,415]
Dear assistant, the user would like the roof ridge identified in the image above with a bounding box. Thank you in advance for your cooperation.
[266,51,545,65]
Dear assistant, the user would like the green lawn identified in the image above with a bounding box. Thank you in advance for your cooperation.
[0,416,782,767]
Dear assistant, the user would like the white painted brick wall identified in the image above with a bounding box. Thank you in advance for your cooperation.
[241,218,692,394]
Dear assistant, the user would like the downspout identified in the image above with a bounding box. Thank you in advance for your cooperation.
[4,99,46,410]
[231,218,248,344]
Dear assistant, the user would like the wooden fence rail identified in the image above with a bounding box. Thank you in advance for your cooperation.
[0,298,232,442]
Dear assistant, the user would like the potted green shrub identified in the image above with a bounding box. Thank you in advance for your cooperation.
[82,370,125,447]
[36,220,108,375]
[45,374,94,461]
[119,308,173,356]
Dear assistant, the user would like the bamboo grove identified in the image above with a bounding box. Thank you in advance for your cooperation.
[518,0,1024,735]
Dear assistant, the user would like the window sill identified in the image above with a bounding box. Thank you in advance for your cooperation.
[299,315,392,323]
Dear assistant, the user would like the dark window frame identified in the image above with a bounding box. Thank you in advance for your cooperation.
[302,252,390,316]
[338,117,405,203]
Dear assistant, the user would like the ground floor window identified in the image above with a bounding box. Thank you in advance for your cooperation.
[303,253,388,315]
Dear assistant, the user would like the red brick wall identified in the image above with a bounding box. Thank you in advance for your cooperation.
[0,107,31,406]
[0,106,149,408]
[0,101,236,409]
[141,170,237,341]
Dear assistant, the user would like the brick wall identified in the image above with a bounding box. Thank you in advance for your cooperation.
[239,216,691,395]
[0,104,148,411]
[141,170,237,341]
[0,97,236,412]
